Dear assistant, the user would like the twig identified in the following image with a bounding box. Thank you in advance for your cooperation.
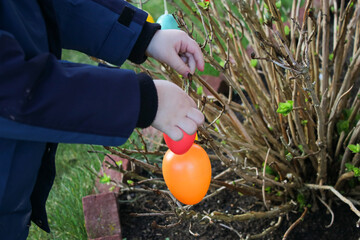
[116,148,164,156]
[219,223,242,238]
[327,85,354,125]
[202,186,226,201]
[211,179,282,202]
[334,171,355,190]
[209,201,296,222]
[242,157,259,177]
[214,168,232,179]
[293,149,321,160]
[321,0,330,94]
[129,212,175,217]
[282,207,308,240]
[167,191,184,209]
[247,216,282,239]
[135,129,148,153]
[128,136,150,164]
[349,198,360,206]
[262,148,271,210]
[188,222,200,237]
[207,106,225,129]
[339,122,360,175]
[104,147,161,174]
[151,219,182,229]
[306,183,360,227]
[137,178,165,185]
[190,0,209,40]
[317,196,334,228]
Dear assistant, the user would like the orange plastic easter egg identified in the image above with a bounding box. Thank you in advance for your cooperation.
[162,144,212,205]
[163,130,196,155]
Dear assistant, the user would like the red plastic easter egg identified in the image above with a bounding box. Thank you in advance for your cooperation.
[163,130,196,155]
[162,144,212,205]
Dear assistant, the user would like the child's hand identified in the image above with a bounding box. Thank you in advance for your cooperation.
[151,80,204,141]
[146,30,205,76]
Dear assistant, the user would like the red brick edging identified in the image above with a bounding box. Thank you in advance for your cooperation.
[82,192,122,240]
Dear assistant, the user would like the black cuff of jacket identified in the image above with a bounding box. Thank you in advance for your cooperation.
[128,22,161,64]
[136,73,158,128]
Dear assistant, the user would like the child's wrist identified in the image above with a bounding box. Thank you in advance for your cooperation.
[135,73,158,128]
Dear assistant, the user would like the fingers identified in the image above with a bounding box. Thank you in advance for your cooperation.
[185,94,197,108]
[177,117,198,135]
[184,40,205,72]
[151,79,205,141]
[187,108,205,126]
[170,32,204,76]
[167,126,184,141]
[175,108,204,138]
[147,30,204,76]
[161,109,202,141]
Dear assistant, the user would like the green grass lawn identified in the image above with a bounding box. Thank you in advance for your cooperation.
[28,144,103,240]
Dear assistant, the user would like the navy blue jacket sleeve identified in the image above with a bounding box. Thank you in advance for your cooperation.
[53,0,160,65]
[0,30,144,146]
[0,0,162,146]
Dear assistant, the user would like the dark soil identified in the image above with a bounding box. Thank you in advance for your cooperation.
[118,124,360,240]
[118,187,360,240]
[118,160,360,240]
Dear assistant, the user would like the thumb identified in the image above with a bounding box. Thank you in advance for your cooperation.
[180,53,196,74]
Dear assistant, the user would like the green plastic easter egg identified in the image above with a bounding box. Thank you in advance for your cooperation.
[156,14,180,30]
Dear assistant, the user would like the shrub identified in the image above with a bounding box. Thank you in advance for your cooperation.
[104,0,360,236]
